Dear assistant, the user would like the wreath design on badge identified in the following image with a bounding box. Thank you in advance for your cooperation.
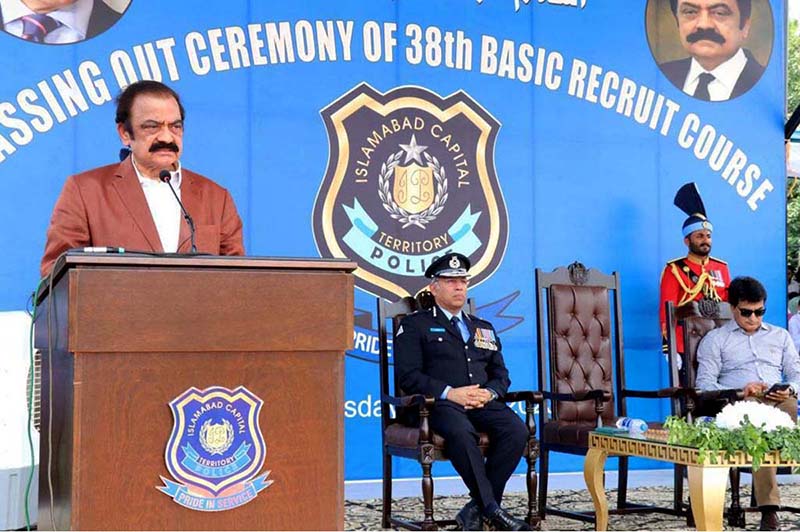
[378,149,448,229]
[199,419,235,456]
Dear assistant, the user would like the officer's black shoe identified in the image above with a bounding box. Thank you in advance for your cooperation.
[484,507,531,531]
[455,499,482,530]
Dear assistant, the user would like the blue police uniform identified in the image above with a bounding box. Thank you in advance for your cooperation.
[394,253,528,518]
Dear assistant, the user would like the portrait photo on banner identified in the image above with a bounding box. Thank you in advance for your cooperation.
[645,0,774,102]
[0,0,131,45]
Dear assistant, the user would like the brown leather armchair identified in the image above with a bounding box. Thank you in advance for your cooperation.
[535,262,687,524]
[378,293,543,530]
[666,300,741,526]
[665,300,741,421]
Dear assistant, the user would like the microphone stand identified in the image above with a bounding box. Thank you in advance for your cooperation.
[159,170,197,253]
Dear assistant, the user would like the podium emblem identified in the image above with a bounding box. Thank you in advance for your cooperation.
[312,83,509,300]
[158,386,273,511]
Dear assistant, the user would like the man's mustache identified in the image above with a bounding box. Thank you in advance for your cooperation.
[150,142,179,153]
[686,28,726,45]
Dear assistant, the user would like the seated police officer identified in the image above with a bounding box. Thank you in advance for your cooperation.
[394,253,530,531]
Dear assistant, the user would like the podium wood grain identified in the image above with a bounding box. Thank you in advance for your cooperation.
[35,256,355,530]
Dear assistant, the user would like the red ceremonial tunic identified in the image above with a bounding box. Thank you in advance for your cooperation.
[659,256,730,354]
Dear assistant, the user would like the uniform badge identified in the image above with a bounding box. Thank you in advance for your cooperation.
[158,386,272,511]
[474,327,498,350]
[312,83,509,300]
[709,270,724,286]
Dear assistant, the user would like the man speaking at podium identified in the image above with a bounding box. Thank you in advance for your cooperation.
[40,80,244,277]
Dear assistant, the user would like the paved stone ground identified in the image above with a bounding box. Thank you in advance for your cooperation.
[346,484,800,530]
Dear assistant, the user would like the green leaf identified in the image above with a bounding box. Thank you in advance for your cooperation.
[663,415,800,471]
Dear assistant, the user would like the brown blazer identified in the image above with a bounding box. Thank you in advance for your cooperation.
[40,157,245,277]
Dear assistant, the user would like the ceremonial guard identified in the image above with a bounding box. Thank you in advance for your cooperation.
[659,182,730,359]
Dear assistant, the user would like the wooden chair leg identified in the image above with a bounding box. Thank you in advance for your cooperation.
[526,438,541,529]
[382,449,392,529]
[727,468,745,528]
[674,464,684,515]
[421,460,436,531]
[680,465,696,527]
[617,456,629,509]
[537,449,549,520]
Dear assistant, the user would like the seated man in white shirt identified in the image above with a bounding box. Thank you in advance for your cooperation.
[696,276,800,531]
[659,0,765,101]
[0,0,126,44]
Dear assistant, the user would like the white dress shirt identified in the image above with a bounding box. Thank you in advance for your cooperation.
[696,319,800,393]
[131,157,182,253]
[682,48,748,102]
[1,0,93,43]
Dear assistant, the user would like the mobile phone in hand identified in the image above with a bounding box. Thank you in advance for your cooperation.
[766,383,791,396]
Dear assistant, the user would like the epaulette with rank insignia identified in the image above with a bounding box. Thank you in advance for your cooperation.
[708,256,727,265]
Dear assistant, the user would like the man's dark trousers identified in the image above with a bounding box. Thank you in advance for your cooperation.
[430,400,528,509]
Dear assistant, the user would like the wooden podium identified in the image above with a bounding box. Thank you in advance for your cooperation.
[34,254,355,530]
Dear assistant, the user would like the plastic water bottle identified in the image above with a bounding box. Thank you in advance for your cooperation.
[616,417,648,434]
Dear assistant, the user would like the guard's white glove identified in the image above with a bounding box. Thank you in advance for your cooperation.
[663,351,682,370]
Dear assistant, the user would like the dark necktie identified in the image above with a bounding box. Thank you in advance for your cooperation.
[450,316,469,343]
[694,73,715,101]
[20,14,60,43]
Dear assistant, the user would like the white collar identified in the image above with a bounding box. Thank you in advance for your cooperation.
[439,306,467,323]
[686,48,747,92]
[724,318,769,334]
[3,0,94,37]
[1,0,32,24]
[131,156,182,188]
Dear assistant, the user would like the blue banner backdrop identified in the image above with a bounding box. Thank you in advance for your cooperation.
[0,0,787,481]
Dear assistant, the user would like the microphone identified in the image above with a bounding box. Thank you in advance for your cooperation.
[81,246,125,253]
[159,169,197,253]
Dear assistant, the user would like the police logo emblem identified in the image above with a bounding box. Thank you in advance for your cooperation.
[158,386,272,511]
[200,419,233,455]
[313,83,509,299]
